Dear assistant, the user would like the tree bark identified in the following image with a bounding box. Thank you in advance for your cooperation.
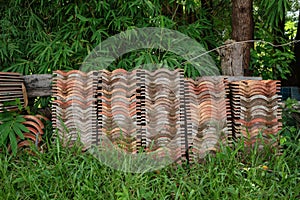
[220,39,245,76]
[231,0,254,76]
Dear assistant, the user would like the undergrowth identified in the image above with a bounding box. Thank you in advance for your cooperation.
[0,136,299,200]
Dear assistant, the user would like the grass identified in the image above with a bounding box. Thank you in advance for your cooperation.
[0,137,299,200]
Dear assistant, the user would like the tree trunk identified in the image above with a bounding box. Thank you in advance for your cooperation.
[231,0,254,76]
[220,40,245,76]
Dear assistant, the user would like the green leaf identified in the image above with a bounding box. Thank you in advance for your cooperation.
[76,14,89,22]
[15,115,26,123]
[0,124,10,145]
[12,124,25,140]
[0,113,14,122]
[9,130,18,155]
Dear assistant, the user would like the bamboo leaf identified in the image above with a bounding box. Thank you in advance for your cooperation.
[0,123,10,146]
[12,125,25,140]
[9,130,18,155]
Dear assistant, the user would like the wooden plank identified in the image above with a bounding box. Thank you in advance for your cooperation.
[23,74,52,98]
[226,76,262,82]
[22,74,262,98]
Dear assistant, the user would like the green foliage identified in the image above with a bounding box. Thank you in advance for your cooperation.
[280,98,300,146]
[0,137,299,199]
[258,0,290,28]
[250,41,294,80]
[251,1,295,80]
[0,0,297,80]
[0,99,29,155]
[0,0,222,77]
[282,98,300,127]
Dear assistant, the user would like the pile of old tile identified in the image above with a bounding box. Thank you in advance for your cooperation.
[95,69,186,162]
[52,69,282,162]
[0,72,27,112]
[185,76,231,162]
[141,69,186,162]
[52,69,230,162]
[230,80,282,147]
[52,70,98,149]
[97,69,140,153]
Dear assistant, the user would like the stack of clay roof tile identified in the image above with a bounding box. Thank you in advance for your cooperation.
[52,69,188,162]
[97,69,140,153]
[96,69,186,162]
[230,80,282,147]
[185,76,231,162]
[141,69,186,163]
[52,70,98,149]
[0,72,27,112]
[52,69,282,162]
